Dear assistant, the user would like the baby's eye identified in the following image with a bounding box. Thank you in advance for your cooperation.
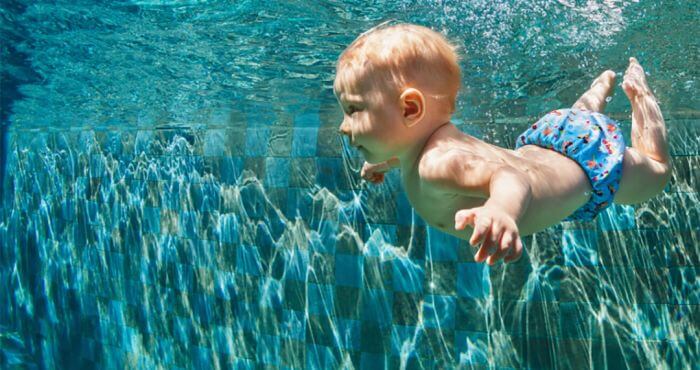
[347,106,359,115]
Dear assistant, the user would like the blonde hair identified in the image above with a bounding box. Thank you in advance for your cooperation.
[334,22,461,112]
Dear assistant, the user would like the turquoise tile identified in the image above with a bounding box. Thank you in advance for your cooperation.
[282,247,309,282]
[308,283,334,316]
[335,254,363,288]
[426,227,460,261]
[203,129,227,157]
[291,127,318,157]
[598,204,636,231]
[294,112,320,127]
[245,127,270,156]
[562,228,599,266]
[390,325,419,356]
[456,263,489,299]
[361,289,393,324]
[423,295,456,329]
[454,331,488,365]
[392,258,425,293]
[264,157,291,187]
[336,319,361,350]
[257,335,281,366]
[360,352,389,369]
[281,309,306,340]
[236,245,263,276]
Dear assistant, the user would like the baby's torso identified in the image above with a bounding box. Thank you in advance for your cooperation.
[402,124,593,237]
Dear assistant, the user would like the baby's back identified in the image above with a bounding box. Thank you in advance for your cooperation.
[402,123,592,237]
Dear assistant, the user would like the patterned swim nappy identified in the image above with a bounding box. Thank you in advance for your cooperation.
[515,108,626,221]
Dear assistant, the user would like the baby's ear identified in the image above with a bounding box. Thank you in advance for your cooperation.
[400,88,425,127]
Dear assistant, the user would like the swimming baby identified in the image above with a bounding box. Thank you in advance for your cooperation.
[334,23,672,265]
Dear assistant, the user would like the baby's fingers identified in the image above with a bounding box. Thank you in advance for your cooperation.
[486,231,515,265]
[504,237,524,263]
[468,215,489,246]
[454,209,477,231]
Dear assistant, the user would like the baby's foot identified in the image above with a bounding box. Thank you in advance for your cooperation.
[591,69,616,90]
[622,57,652,100]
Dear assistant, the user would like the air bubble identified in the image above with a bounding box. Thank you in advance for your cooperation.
[605,96,612,102]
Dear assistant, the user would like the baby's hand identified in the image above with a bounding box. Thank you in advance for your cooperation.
[360,161,392,184]
[455,206,524,265]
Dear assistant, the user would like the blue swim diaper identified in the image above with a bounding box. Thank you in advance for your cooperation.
[515,108,626,221]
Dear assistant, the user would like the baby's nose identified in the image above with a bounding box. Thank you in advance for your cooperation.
[338,121,351,137]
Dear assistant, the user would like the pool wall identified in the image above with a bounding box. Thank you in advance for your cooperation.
[1,111,698,368]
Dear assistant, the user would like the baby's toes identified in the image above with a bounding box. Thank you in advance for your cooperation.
[622,80,639,99]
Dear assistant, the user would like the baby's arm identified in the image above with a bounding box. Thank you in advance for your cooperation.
[361,157,400,184]
[422,150,531,264]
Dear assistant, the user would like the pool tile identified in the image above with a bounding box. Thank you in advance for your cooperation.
[391,292,421,326]
[562,228,599,266]
[456,263,490,299]
[292,127,319,157]
[361,289,393,324]
[392,258,425,293]
[335,254,363,287]
[264,157,291,187]
[244,127,270,156]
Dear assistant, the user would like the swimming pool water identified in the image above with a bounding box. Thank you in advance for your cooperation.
[1,0,699,368]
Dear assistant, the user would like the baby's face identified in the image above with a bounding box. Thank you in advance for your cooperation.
[334,71,407,164]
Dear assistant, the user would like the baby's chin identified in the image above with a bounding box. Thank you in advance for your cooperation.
[362,149,392,164]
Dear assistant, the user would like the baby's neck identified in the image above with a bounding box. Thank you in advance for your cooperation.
[397,118,452,174]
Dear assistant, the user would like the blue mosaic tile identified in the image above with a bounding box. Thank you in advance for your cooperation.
[336,319,361,350]
[283,247,310,282]
[361,288,393,324]
[179,211,198,239]
[426,227,460,261]
[454,331,489,365]
[192,346,214,369]
[236,245,263,276]
[245,127,270,156]
[143,206,160,234]
[265,157,291,187]
[364,224,398,257]
[213,270,236,300]
[316,157,347,191]
[306,344,337,369]
[246,103,275,127]
[219,156,244,185]
[294,112,320,127]
[456,263,490,299]
[308,283,334,316]
[598,204,636,231]
[562,229,599,266]
[235,300,258,331]
[285,188,313,222]
[361,352,388,369]
[335,254,363,288]
[218,213,240,245]
[317,220,338,254]
[257,334,281,366]
[292,127,319,157]
[392,258,425,293]
[203,129,227,157]
[260,277,284,310]
[423,295,456,329]
[281,309,306,340]
[390,325,420,357]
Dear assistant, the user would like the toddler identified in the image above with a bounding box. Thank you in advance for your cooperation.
[334,23,671,265]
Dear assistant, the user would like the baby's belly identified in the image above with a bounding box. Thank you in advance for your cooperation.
[514,145,592,234]
[408,193,485,240]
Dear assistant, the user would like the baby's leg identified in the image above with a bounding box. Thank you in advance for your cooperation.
[614,58,672,205]
[572,70,616,112]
